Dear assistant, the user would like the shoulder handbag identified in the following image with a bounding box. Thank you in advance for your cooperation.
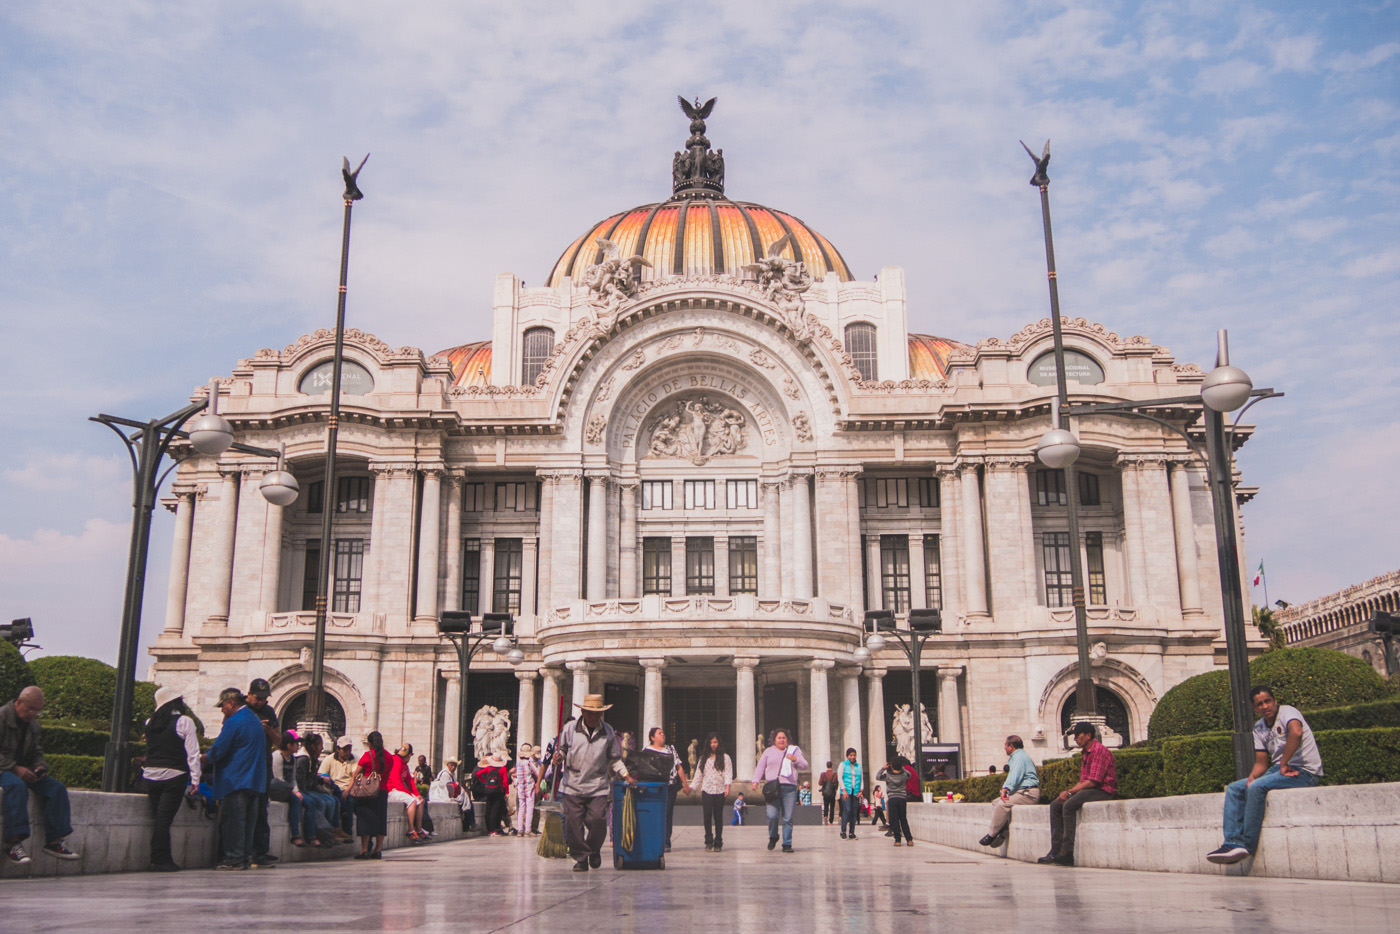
[760,750,782,804]
[349,770,381,798]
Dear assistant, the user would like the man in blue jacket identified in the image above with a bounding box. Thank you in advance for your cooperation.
[207,688,268,870]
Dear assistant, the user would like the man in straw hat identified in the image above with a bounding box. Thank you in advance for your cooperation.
[551,693,636,871]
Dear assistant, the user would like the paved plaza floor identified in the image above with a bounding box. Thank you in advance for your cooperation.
[5,822,1395,932]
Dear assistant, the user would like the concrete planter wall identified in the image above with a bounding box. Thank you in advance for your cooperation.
[906,781,1400,883]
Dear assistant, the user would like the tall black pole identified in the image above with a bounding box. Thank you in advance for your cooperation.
[1204,408,1255,777]
[908,635,925,786]
[97,401,205,791]
[308,155,367,722]
[456,636,473,765]
[1024,141,1096,722]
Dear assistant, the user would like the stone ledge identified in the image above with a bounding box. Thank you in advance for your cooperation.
[0,791,467,878]
[905,782,1400,883]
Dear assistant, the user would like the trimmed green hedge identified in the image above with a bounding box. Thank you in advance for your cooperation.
[1303,698,1400,731]
[922,727,1400,802]
[47,754,104,790]
[37,724,145,757]
[28,655,159,736]
[0,641,35,704]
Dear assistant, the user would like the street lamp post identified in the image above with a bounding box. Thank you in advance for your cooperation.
[1036,330,1281,778]
[93,387,298,792]
[862,608,942,786]
[437,611,524,765]
[1021,139,1097,728]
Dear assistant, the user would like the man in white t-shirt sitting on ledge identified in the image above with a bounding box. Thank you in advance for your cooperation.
[1206,685,1324,865]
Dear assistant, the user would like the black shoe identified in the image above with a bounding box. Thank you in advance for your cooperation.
[989,833,1007,848]
[714,842,722,851]
[214,861,246,871]
[767,838,777,851]
[840,832,847,839]
[1037,853,1059,864]
[979,834,995,847]
[572,859,589,872]
[782,845,794,853]
[147,862,181,872]
[589,853,601,869]
[705,843,714,851]
[252,852,278,864]
[1053,854,1074,866]
[848,834,857,840]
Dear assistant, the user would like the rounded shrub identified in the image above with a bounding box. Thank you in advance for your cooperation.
[0,641,36,705]
[1148,669,1232,740]
[29,655,118,724]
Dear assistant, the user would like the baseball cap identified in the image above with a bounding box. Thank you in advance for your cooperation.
[247,678,272,699]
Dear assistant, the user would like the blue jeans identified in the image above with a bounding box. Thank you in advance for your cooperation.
[765,783,798,847]
[839,793,860,835]
[218,789,258,866]
[1223,765,1319,852]
[0,772,72,843]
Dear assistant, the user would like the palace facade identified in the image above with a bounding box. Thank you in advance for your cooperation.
[150,105,1255,782]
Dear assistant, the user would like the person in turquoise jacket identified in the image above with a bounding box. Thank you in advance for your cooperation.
[837,747,863,839]
[207,688,269,869]
[980,734,1040,849]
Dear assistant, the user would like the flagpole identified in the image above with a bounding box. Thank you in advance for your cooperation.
[1261,563,1269,612]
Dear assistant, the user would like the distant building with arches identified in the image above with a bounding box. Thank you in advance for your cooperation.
[149,103,1258,781]
[1278,570,1400,676]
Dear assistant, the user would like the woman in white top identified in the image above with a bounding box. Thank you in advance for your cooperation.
[690,733,733,851]
[750,729,808,852]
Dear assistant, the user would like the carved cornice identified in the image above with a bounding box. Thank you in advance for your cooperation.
[984,454,1036,471]
[984,317,1159,356]
[1115,453,1170,469]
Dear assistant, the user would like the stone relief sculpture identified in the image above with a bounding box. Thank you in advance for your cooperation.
[580,237,650,332]
[891,703,933,762]
[687,738,699,773]
[744,234,815,341]
[585,413,607,445]
[644,396,748,465]
[472,705,512,759]
[791,412,813,442]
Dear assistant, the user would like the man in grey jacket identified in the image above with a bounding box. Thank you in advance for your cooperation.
[551,693,636,872]
[2,687,81,864]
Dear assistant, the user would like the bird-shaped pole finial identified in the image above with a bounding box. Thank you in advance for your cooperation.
[1020,139,1050,187]
[342,154,370,201]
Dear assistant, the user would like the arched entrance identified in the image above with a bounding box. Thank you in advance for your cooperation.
[1059,686,1131,745]
[279,691,348,741]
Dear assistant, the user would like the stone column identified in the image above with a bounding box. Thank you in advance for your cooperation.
[807,659,834,776]
[374,466,417,623]
[779,479,796,599]
[1117,458,1150,608]
[522,537,539,621]
[1137,457,1183,615]
[1170,461,1204,613]
[909,533,928,609]
[959,462,989,616]
[516,669,538,749]
[536,471,555,611]
[443,472,463,613]
[865,536,882,610]
[714,533,730,597]
[479,539,496,616]
[552,471,584,603]
[364,465,391,613]
[258,485,285,617]
[618,479,639,599]
[539,668,563,744]
[984,456,1036,611]
[734,658,759,777]
[415,467,443,622]
[761,479,783,598]
[586,474,608,601]
[163,490,196,635]
[670,535,686,597]
[208,468,240,624]
[443,673,461,763]
[567,660,593,710]
[936,467,962,621]
[865,666,887,783]
[841,669,862,779]
[640,658,666,735]
[937,666,964,750]
[790,470,814,598]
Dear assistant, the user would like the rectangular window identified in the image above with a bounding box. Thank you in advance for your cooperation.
[306,481,324,514]
[728,536,758,594]
[462,482,487,512]
[880,534,911,615]
[862,477,909,508]
[461,539,482,614]
[301,540,321,611]
[1086,531,1106,604]
[332,539,365,612]
[1036,470,1067,507]
[917,477,939,508]
[686,537,715,595]
[642,537,671,595]
[683,480,715,510]
[1043,531,1073,608]
[725,479,758,509]
[492,538,523,614]
[494,482,538,512]
[336,476,370,513]
[923,534,943,609]
[641,480,673,510]
[1078,473,1101,507]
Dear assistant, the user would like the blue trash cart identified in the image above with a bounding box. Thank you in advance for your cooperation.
[610,781,667,870]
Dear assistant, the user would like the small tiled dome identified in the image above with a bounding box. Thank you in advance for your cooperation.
[908,333,970,381]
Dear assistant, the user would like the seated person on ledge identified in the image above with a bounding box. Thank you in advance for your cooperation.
[1206,685,1323,865]
[1,686,81,864]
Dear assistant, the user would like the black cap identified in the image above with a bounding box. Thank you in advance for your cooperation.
[1071,721,1096,737]
[247,678,272,698]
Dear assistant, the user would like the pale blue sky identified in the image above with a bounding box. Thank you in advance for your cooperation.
[2,2,1396,667]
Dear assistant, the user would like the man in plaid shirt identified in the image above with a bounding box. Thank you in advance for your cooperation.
[1039,721,1116,867]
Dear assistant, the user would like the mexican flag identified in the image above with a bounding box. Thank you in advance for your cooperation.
[1252,561,1265,587]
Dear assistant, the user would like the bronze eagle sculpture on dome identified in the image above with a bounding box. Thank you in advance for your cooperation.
[679,96,716,120]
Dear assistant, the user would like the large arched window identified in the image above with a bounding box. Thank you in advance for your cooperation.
[521,327,554,385]
[844,322,878,381]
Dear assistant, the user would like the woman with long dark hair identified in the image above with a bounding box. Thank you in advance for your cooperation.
[351,731,391,859]
[645,727,691,852]
[690,733,733,852]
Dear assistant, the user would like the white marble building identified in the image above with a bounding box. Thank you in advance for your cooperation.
[150,107,1255,782]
